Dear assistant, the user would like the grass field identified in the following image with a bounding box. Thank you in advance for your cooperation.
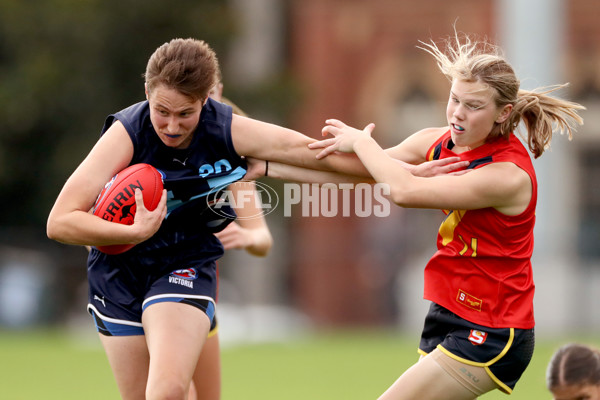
[0,328,597,399]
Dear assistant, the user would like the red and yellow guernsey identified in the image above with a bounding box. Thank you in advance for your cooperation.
[424,130,537,329]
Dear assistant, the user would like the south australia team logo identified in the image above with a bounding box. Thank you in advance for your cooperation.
[468,329,488,345]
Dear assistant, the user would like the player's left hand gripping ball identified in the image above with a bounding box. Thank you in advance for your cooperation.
[92,163,164,254]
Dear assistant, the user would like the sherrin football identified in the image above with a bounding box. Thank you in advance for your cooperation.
[92,163,164,254]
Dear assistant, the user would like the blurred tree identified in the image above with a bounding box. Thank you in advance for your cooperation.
[0,0,237,227]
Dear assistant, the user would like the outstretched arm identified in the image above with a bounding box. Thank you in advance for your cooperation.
[311,119,530,212]
[245,157,371,184]
[231,114,371,177]
[233,114,468,183]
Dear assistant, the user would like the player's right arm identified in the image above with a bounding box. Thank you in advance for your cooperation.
[46,122,166,247]
[242,123,466,184]
[230,114,371,176]
[233,116,466,180]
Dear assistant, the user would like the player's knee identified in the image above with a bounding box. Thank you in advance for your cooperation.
[146,377,189,400]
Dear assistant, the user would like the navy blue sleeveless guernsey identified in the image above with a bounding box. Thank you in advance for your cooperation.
[97,97,247,257]
[85,98,245,335]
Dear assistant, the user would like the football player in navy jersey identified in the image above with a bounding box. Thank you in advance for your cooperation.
[47,37,470,400]
[46,37,376,400]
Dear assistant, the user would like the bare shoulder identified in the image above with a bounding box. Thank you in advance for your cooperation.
[472,162,533,215]
[385,126,448,163]
[408,126,448,143]
[230,114,275,156]
[479,162,531,188]
[231,114,314,161]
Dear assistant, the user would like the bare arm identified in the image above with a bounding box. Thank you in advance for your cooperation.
[383,127,470,176]
[383,127,448,163]
[46,121,167,247]
[314,119,532,213]
[215,181,273,257]
[231,114,371,177]
[266,161,372,184]
[354,137,530,212]
[233,114,469,180]
[245,154,468,186]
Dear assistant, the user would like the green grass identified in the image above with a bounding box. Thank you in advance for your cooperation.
[220,330,555,400]
[0,328,597,399]
[0,329,119,400]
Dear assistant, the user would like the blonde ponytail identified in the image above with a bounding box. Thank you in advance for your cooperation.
[506,85,585,158]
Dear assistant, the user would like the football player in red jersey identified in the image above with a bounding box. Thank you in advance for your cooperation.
[256,31,585,399]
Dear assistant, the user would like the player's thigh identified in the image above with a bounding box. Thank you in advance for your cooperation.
[142,301,211,384]
[378,351,487,400]
[190,332,221,400]
[99,334,149,400]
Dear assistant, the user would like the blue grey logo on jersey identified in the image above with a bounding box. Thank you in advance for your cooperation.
[164,159,247,217]
[199,159,232,177]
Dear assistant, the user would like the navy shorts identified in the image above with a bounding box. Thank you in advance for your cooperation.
[87,247,218,336]
[418,303,535,393]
